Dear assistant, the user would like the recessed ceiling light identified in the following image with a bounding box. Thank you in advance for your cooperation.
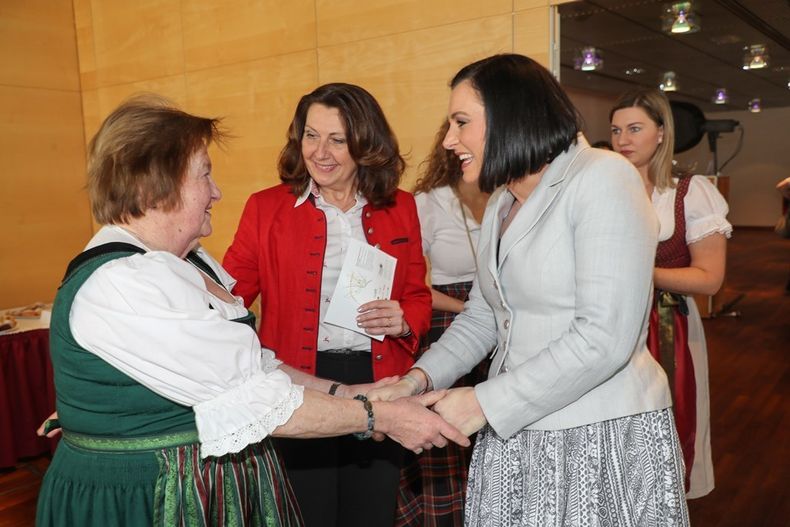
[574,47,603,72]
[660,71,678,92]
[743,45,769,70]
[663,2,701,34]
[713,88,728,104]
[748,98,761,113]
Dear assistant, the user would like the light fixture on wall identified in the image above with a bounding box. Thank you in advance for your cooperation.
[712,88,728,105]
[663,2,700,34]
[742,45,769,70]
[660,71,678,92]
[748,98,762,113]
[574,47,603,72]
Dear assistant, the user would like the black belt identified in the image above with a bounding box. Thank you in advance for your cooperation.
[318,348,371,357]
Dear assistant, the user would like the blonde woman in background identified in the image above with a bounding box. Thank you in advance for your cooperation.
[611,88,732,498]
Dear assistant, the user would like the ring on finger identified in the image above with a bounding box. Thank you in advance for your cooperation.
[414,448,423,454]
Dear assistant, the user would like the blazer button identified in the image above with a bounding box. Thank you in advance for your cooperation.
[374,243,381,249]
[375,354,383,360]
[367,227,374,234]
[503,319,510,329]
[365,212,372,218]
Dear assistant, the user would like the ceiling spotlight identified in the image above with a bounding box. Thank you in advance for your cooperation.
[663,2,700,34]
[574,47,603,72]
[713,88,728,105]
[660,71,678,92]
[748,98,761,113]
[625,67,645,76]
[743,45,769,70]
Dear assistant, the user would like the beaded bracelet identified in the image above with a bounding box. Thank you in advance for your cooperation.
[353,394,375,440]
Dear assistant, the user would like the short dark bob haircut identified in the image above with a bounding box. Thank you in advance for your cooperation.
[451,54,581,193]
[88,94,225,225]
[278,83,405,208]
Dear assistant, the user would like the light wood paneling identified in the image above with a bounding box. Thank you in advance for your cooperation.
[80,75,187,146]
[0,0,80,91]
[0,86,90,306]
[88,0,184,87]
[185,51,319,257]
[514,7,551,68]
[515,0,550,9]
[316,0,511,47]
[72,0,97,91]
[318,15,512,188]
[181,0,317,72]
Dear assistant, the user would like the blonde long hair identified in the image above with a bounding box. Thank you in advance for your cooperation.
[610,88,678,191]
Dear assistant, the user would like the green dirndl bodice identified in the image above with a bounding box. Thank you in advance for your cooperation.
[36,244,302,526]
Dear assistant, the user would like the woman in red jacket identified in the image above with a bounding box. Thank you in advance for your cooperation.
[224,83,433,527]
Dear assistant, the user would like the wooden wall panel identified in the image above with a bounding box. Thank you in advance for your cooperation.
[181,0,317,72]
[514,7,551,68]
[318,15,513,188]
[80,76,187,145]
[88,0,184,87]
[0,0,80,90]
[316,0,512,47]
[515,0,551,10]
[0,86,90,306]
[185,51,318,257]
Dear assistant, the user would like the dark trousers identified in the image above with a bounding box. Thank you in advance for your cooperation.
[276,351,404,527]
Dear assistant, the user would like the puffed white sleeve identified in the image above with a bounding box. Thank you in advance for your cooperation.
[70,251,304,458]
[685,175,733,244]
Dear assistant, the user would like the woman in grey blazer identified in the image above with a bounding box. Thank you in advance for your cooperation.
[370,54,689,526]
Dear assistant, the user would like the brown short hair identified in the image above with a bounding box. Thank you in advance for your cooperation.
[278,83,405,208]
[610,88,677,191]
[88,94,225,224]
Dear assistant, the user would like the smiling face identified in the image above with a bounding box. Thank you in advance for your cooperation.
[610,106,664,177]
[168,144,221,254]
[442,80,487,184]
[301,103,358,193]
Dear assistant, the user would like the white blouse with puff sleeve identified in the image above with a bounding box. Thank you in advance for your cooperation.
[69,226,304,458]
[652,175,733,244]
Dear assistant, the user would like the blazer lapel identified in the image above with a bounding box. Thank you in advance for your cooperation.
[498,136,589,269]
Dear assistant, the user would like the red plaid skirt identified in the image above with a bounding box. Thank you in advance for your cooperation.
[395,282,490,527]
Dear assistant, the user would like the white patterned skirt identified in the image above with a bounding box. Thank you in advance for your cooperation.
[465,409,690,527]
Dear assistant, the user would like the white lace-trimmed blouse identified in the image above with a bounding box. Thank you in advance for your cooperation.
[652,175,733,243]
[70,225,304,458]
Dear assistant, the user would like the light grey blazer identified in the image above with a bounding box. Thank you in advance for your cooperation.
[416,135,672,439]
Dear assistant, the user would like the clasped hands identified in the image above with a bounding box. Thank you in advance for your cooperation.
[359,372,487,454]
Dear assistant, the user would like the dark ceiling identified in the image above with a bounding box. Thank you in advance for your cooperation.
[558,0,790,113]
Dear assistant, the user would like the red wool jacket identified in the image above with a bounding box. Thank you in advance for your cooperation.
[223,184,432,380]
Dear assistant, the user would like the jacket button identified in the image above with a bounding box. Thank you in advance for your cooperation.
[374,243,381,249]
[365,212,372,218]
[503,319,510,329]
[375,354,383,360]
[367,227,374,234]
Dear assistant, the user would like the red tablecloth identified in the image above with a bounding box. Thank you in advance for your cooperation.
[0,328,58,467]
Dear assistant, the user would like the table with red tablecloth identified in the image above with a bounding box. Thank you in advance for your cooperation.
[0,323,58,468]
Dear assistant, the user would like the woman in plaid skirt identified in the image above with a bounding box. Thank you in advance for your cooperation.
[394,122,491,527]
